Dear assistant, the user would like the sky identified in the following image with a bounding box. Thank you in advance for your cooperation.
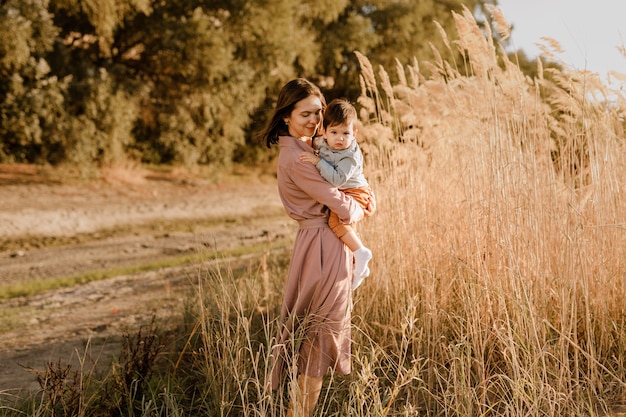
[496,0,626,82]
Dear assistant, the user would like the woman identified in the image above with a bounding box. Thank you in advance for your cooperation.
[260,78,374,416]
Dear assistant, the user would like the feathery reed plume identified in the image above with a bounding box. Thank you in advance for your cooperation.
[608,39,626,86]
[452,6,497,76]
[618,38,626,58]
[485,4,511,41]
[355,50,377,93]
[542,36,565,54]
[356,50,386,126]
[434,20,452,52]
[408,57,422,88]
[537,36,565,64]
[608,70,626,84]
[429,41,446,74]
[395,58,407,87]
[378,65,394,102]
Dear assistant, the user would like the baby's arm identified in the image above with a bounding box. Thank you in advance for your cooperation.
[316,155,355,187]
[300,152,349,187]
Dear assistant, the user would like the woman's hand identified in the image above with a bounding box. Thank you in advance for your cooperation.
[299,152,321,165]
[364,189,376,217]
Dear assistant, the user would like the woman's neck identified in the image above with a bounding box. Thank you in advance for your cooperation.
[290,135,312,145]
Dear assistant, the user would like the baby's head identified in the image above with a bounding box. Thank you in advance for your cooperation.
[322,99,357,150]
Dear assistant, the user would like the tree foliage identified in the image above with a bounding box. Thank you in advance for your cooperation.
[1,0,504,167]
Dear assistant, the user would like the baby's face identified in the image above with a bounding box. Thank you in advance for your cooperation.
[323,121,355,150]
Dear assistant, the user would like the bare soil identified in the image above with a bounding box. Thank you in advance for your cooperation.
[0,164,293,395]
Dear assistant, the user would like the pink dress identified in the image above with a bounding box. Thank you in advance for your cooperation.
[269,135,364,389]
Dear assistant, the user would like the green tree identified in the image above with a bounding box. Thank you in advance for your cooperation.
[1,0,512,167]
[47,0,328,166]
[0,0,68,163]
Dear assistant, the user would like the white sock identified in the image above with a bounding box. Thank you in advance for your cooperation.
[352,247,372,289]
[352,266,370,290]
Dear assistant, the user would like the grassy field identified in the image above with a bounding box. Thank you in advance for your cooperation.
[3,7,626,416]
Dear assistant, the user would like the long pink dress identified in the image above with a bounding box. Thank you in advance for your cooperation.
[269,135,364,389]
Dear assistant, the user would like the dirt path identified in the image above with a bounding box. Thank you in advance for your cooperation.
[0,164,294,394]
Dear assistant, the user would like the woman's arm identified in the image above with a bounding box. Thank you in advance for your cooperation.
[292,158,364,224]
[299,152,358,188]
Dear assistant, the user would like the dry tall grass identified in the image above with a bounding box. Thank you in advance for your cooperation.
[350,6,626,416]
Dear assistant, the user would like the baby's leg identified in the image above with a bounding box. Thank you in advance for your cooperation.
[340,229,363,252]
[341,228,372,290]
[330,216,372,289]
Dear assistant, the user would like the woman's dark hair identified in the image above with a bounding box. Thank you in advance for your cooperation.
[259,78,327,148]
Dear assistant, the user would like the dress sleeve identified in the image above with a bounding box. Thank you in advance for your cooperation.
[292,158,363,224]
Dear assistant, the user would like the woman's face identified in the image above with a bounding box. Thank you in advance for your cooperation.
[284,95,323,140]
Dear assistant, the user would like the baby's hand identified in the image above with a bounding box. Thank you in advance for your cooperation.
[299,152,321,165]
[364,189,376,217]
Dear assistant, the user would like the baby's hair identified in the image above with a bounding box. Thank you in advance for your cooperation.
[323,98,357,130]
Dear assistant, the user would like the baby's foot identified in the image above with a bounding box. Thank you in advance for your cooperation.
[353,247,372,278]
[352,266,370,290]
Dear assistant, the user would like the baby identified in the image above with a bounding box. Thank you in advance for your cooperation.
[300,98,373,290]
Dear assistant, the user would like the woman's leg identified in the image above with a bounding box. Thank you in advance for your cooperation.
[286,374,324,417]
